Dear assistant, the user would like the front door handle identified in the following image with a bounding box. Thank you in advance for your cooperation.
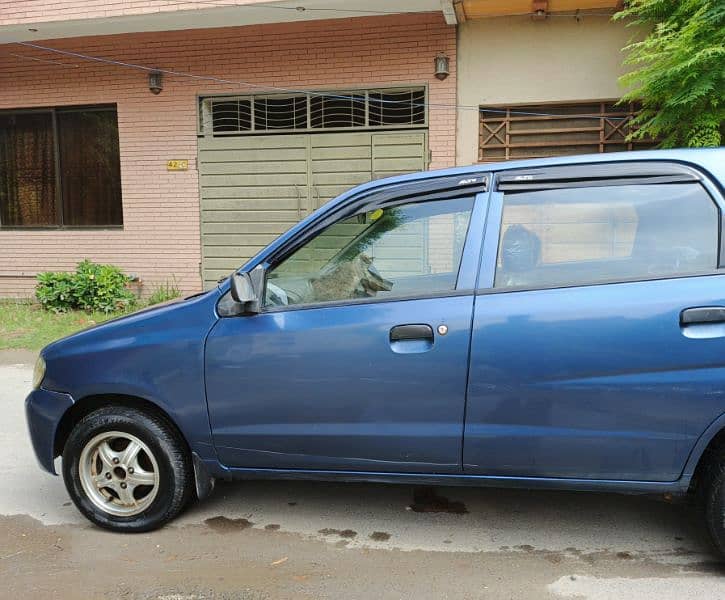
[681,306,725,326]
[390,324,434,342]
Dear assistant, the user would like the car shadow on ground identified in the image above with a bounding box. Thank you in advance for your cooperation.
[181,478,720,567]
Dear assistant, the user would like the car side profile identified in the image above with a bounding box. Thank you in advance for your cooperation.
[25,148,725,554]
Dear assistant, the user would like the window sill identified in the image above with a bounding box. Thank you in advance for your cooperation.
[477,269,725,295]
[0,225,124,231]
[258,288,474,315]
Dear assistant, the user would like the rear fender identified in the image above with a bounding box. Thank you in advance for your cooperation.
[681,411,725,483]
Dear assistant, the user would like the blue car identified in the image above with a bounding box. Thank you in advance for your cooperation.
[26,148,725,553]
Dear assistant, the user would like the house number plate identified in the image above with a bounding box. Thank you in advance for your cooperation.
[166,159,189,171]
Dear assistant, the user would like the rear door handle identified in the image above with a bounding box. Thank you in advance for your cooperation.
[390,324,434,342]
[680,306,725,325]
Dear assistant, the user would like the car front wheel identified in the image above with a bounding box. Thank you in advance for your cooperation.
[62,406,193,532]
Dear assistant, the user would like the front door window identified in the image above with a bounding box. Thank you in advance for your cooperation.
[265,197,474,307]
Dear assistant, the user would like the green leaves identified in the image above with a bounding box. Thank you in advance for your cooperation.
[36,260,137,313]
[146,278,181,306]
[615,0,725,148]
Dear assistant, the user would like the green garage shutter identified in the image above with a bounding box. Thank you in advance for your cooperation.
[198,130,427,288]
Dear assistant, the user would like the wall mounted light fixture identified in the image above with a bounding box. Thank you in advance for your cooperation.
[434,53,450,81]
[148,70,163,95]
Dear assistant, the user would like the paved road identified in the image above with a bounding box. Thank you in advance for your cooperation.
[1,360,724,599]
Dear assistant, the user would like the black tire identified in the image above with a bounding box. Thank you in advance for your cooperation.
[704,454,725,557]
[62,405,194,533]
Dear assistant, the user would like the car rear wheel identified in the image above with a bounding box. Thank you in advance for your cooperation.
[703,452,725,557]
[62,406,193,532]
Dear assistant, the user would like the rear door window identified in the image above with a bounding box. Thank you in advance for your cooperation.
[494,183,719,289]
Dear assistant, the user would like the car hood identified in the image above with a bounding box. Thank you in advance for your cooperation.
[36,287,223,434]
[41,289,219,361]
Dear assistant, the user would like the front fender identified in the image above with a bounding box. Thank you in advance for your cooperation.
[40,290,221,465]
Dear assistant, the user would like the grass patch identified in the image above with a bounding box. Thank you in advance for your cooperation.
[147,277,181,306]
[0,300,130,351]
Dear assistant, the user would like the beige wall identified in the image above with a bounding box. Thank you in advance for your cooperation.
[456,15,633,166]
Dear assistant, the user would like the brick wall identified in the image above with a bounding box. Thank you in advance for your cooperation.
[0,0,271,25]
[0,13,456,297]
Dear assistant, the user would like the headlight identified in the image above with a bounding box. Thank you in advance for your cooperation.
[32,356,46,390]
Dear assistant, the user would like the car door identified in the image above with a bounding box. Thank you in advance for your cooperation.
[206,184,488,473]
[464,161,725,482]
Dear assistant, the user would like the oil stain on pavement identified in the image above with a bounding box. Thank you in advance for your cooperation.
[204,516,254,532]
[408,487,468,514]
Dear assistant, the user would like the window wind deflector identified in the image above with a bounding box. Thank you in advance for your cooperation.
[356,173,487,213]
[266,173,487,266]
[496,162,702,192]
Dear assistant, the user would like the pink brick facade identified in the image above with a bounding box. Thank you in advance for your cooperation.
[0,13,456,297]
[0,0,272,26]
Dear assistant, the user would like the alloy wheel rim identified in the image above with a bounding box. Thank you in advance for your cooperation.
[79,431,160,517]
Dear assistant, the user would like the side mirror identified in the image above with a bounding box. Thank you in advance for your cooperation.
[230,272,256,303]
[227,265,265,315]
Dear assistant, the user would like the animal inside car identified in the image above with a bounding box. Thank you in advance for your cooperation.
[25,148,725,556]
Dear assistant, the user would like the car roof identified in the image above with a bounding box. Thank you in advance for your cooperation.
[357,148,724,192]
[236,148,724,276]
[314,148,724,222]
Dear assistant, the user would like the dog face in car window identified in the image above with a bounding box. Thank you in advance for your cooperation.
[309,254,393,302]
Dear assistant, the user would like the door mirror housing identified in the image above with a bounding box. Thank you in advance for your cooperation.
[230,272,255,303]
[228,265,265,314]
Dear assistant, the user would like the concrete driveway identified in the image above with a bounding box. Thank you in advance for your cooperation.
[1,357,724,599]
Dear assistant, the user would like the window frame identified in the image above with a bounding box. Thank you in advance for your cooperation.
[0,104,123,230]
[476,161,725,294]
[221,174,490,316]
[197,85,429,137]
[261,195,481,313]
[477,99,658,163]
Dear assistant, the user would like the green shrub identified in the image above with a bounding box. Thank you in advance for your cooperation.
[146,277,181,306]
[35,272,76,312]
[36,260,137,313]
